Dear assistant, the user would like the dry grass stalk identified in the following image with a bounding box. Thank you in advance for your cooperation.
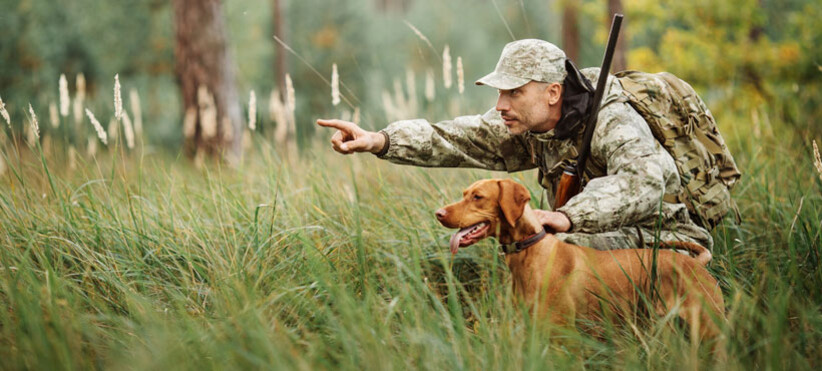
[813,140,822,183]
[248,90,257,130]
[122,112,135,149]
[442,45,452,89]
[331,64,341,106]
[353,106,360,124]
[129,88,143,136]
[0,96,10,128]
[197,85,218,139]
[85,108,108,145]
[0,149,5,176]
[114,74,123,121]
[86,135,98,156]
[457,57,465,94]
[403,20,437,56]
[49,102,60,128]
[59,74,70,116]
[425,69,435,102]
[73,74,86,126]
[27,103,39,140]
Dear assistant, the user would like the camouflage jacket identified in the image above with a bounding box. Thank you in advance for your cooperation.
[377,68,697,235]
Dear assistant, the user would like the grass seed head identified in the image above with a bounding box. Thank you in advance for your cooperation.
[331,63,340,106]
[49,101,60,128]
[122,112,135,149]
[248,90,257,130]
[0,96,10,128]
[114,74,123,121]
[285,74,296,133]
[85,108,108,145]
[27,103,39,140]
[443,45,452,89]
[74,74,86,125]
[59,74,70,116]
[457,56,465,94]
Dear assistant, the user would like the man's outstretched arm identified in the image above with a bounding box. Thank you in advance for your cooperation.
[317,109,536,172]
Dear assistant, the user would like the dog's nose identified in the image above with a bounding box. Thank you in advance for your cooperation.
[435,208,447,221]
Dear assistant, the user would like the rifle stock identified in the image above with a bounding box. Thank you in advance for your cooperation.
[553,13,623,209]
[554,166,580,208]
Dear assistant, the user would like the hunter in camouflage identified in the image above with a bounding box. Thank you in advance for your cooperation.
[317,39,713,251]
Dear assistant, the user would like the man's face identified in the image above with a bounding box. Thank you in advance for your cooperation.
[495,81,561,135]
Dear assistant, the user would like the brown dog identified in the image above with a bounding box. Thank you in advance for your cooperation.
[436,179,725,340]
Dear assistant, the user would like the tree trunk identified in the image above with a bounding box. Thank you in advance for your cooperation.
[272,0,287,97]
[608,0,627,72]
[562,0,580,63]
[173,0,242,162]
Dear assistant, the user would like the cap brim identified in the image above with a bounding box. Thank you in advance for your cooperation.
[475,71,530,90]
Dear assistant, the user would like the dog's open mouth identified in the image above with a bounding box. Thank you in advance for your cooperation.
[449,222,490,254]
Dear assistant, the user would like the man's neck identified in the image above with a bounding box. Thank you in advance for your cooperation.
[529,97,563,133]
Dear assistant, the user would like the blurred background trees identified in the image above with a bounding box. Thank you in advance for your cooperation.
[0,0,819,158]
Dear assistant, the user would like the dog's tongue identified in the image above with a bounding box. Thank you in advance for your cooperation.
[449,226,474,255]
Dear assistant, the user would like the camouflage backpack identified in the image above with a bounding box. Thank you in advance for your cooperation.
[614,70,741,230]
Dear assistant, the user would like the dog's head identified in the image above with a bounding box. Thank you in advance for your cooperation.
[436,179,532,254]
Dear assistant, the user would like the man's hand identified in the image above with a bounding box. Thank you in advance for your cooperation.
[532,209,572,233]
[316,119,386,155]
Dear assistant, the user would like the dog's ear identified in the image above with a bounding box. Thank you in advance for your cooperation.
[498,179,531,227]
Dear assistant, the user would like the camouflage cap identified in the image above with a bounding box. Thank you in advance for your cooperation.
[476,39,567,90]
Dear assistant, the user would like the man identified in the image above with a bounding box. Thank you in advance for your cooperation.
[316,39,713,251]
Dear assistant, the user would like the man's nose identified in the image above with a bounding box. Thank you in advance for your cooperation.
[495,95,510,112]
[435,208,447,221]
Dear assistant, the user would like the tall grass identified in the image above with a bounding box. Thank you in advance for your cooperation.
[0,118,820,369]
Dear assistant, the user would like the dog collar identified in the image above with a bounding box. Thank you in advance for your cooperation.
[501,228,548,254]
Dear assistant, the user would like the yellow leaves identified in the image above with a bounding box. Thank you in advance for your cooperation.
[627,47,663,72]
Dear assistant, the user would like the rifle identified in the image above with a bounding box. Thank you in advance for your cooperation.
[554,13,624,208]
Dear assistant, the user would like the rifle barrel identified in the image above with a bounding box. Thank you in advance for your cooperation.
[574,13,623,178]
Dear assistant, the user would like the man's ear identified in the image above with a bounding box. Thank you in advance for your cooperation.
[498,179,531,227]
[546,82,563,105]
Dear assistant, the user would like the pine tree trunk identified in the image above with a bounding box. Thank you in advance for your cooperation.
[272,0,287,97]
[173,0,242,162]
[608,0,627,72]
[562,0,580,63]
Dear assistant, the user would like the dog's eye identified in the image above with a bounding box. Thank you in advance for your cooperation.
[473,194,483,200]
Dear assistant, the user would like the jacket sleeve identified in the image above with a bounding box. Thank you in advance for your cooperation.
[557,102,681,233]
[377,108,536,172]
